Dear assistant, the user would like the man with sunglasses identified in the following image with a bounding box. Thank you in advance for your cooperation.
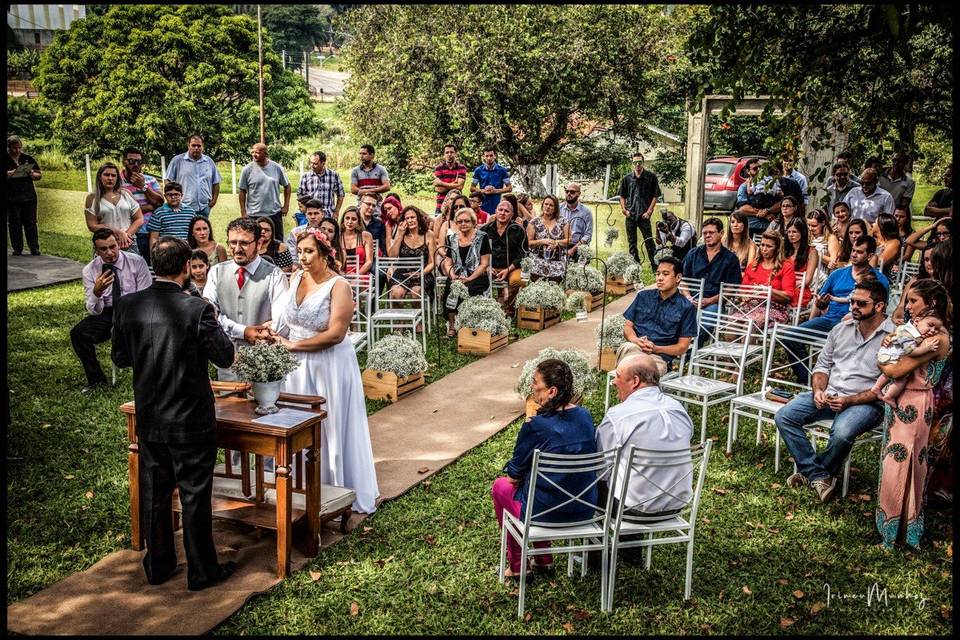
[618,152,661,266]
[775,279,894,504]
[120,147,164,263]
[559,182,593,258]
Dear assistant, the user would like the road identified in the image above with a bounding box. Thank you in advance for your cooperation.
[305,68,349,99]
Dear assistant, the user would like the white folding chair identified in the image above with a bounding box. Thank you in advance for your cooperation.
[342,272,371,353]
[604,440,712,610]
[371,254,427,352]
[697,282,771,369]
[499,447,620,619]
[751,233,763,246]
[727,323,829,470]
[661,312,754,443]
[792,271,810,325]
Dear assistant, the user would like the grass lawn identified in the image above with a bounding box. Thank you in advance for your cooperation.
[6,190,952,634]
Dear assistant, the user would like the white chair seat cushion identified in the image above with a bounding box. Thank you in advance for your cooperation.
[372,309,421,320]
[732,392,782,413]
[613,514,689,535]
[697,342,762,358]
[661,375,737,395]
[503,510,604,542]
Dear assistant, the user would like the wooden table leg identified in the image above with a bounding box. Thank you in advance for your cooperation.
[128,439,143,551]
[240,452,251,498]
[275,463,292,578]
[304,426,321,557]
[255,455,264,503]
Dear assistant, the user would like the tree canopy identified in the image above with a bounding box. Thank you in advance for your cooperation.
[34,4,320,161]
[338,4,678,195]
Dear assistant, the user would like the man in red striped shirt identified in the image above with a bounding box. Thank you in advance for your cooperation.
[433,143,467,215]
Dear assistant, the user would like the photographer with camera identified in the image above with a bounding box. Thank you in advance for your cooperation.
[653,207,696,264]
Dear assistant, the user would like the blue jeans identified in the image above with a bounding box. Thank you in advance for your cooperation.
[746,215,769,237]
[774,392,883,482]
[782,316,836,384]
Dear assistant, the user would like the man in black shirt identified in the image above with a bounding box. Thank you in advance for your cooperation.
[618,152,661,266]
[923,164,952,218]
[481,199,526,313]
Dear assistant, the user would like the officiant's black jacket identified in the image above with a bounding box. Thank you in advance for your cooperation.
[112,280,235,443]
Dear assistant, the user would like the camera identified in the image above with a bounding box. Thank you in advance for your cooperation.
[656,220,669,234]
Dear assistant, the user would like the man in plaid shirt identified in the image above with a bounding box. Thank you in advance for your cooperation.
[296,151,345,221]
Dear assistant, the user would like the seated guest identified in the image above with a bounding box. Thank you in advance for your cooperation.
[829,201,852,247]
[256,216,293,272]
[481,199,527,314]
[922,164,952,219]
[358,192,386,256]
[381,194,403,245]
[806,208,840,285]
[775,280,894,503]
[71,229,152,392]
[736,230,796,328]
[526,195,570,283]
[491,359,598,579]
[187,215,227,266]
[287,198,325,258]
[515,193,535,222]
[783,217,817,309]
[891,242,950,325]
[617,257,697,376]
[766,194,801,233]
[434,193,470,248]
[440,207,491,337]
[147,181,196,251]
[386,205,436,301]
[340,206,375,276]
[833,218,869,269]
[654,208,696,263]
[468,191,489,225]
[722,210,757,269]
[784,235,889,384]
[188,249,210,296]
[843,168,894,224]
[869,213,902,277]
[681,217,741,343]
[904,216,951,255]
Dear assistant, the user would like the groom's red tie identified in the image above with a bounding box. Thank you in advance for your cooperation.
[236,267,246,289]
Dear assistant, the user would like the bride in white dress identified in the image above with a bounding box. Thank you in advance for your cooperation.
[270,228,379,513]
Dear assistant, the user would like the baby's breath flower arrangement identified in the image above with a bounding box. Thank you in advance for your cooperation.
[232,340,300,383]
[575,244,593,264]
[563,264,605,293]
[455,296,510,335]
[515,347,596,400]
[595,313,627,350]
[606,251,637,278]
[604,227,620,247]
[515,279,566,311]
[520,255,535,273]
[365,333,428,378]
[565,291,589,312]
[623,263,645,287]
[448,280,470,299]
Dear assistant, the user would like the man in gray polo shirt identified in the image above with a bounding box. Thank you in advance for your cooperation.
[238,143,292,239]
[774,279,894,504]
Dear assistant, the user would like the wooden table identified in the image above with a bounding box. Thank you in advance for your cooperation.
[121,393,327,578]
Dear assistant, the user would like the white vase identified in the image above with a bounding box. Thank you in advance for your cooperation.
[252,380,283,415]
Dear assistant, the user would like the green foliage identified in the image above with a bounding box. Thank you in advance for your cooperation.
[913,125,952,184]
[33,4,320,162]
[7,48,40,76]
[6,97,53,139]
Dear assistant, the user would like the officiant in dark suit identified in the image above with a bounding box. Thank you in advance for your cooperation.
[112,236,237,591]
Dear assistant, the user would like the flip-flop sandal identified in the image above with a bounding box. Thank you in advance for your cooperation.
[498,567,534,582]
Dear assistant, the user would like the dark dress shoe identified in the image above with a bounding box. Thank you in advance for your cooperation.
[80,381,107,394]
[12,251,22,256]
[188,561,237,591]
[30,251,41,256]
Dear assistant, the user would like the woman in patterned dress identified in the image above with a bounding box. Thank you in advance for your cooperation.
[875,279,952,550]
[526,195,570,283]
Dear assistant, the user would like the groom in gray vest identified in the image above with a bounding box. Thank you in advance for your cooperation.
[202,217,289,380]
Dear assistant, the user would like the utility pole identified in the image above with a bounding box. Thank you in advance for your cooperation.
[257,4,266,144]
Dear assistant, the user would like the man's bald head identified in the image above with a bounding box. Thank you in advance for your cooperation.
[251,143,268,164]
[620,354,660,386]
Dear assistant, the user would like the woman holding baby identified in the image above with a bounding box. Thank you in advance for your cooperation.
[874,279,951,550]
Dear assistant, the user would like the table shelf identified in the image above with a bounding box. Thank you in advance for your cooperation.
[173,493,306,531]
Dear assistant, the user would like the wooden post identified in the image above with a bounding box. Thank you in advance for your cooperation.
[603,163,611,201]
[85,154,92,193]
[231,159,237,194]
[159,155,166,182]
[257,5,266,145]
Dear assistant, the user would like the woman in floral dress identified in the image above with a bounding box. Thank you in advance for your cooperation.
[875,279,951,549]
[526,195,570,283]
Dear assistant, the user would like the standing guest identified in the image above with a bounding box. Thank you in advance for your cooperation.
[618,151,661,266]
[238,142,291,240]
[164,134,221,217]
[782,152,809,205]
[187,216,227,266]
[381,194,404,247]
[71,229,152,392]
[340,206,374,276]
[806,208,840,286]
[775,280,894,503]
[834,218,870,269]
[559,182,593,259]
[84,162,145,255]
[202,217,289,381]
[830,201,852,244]
[482,199,527,314]
[526,195,570,283]
[823,162,856,213]
[784,235,889,384]
[877,152,916,210]
[386,206,436,302]
[440,207,491,337]
[357,193,386,257]
[734,157,769,236]
[869,213,902,277]
[111,236,236,591]
[617,257,696,376]
[433,143,467,216]
[269,229,380,514]
[147,181,197,250]
[876,280,951,549]
[470,147,512,218]
[256,217,293,272]
[296,150,345,221]
[5,134,42,256]
[287,198,326,259]
[843,168,894,224]
[784,217,817,309]
[682,217,742,331]
[922,164,952,219]
[318,217,347,273]
[723,210,757,269]
[120,147,165,261]
[737,230,796,328]
[350,144,391,209]
[491,359,598,580]
[189,249,210,293]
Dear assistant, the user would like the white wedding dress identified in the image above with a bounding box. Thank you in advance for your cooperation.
[273,271,380,513]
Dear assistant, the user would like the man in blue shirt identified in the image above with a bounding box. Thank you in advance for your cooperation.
[470,147,512,216]
[164,134,221,217]
[784,235,888,384]
[616,256,697,376]
[681,217,742,344]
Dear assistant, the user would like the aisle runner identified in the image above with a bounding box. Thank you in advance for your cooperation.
[7,294,633,636]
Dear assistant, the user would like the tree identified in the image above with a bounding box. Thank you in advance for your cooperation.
[34,4,320,162]
[683,5,952,180]
[236,4,328,70]
[338,4,676,196]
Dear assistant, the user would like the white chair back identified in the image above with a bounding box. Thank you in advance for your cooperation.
[689,311,754,396]
[762,323,830,397]
[792,271,808,324]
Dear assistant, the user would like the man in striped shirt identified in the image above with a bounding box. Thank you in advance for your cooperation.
[148,182,197,250]
[350,144,391,209]
[296,150,345,220]
[433,143,467,215]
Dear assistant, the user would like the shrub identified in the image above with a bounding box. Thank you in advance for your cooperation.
[455,296,510,335]
[365,333,428,378]
[515,347,596,400]
[565,291,589,312]
[575,244,593,264]
[6,97,52,140]
[596,313,627,350]
[515,279,565,311]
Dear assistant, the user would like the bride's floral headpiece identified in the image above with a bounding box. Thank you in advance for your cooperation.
[297,227,333,252]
